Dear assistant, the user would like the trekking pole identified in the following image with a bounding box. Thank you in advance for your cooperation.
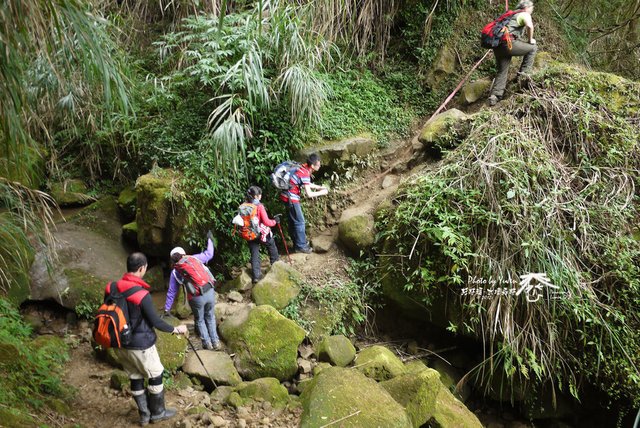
[185,335,218,389]
[425,50,492,124]
[276,222,292,264]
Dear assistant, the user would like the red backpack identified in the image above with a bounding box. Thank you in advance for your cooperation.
[174,256,215,296]
[93,282,143,349]
[480,9,522,49]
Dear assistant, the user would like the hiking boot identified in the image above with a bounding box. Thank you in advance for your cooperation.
[132,392,150,426]
[212,341,222,351]
[487,95,498,106]
[296,246,313,254]
[204,342,214,350]
[148,390,177,424]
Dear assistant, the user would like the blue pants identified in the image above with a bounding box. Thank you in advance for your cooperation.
[286,202,309,250]
[188,287,219,346]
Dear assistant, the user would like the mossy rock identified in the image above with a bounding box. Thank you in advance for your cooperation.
[381,368,481,428]
[122,221,138,245]
[210,385,234,403]
[156,327,188,372]
[251,261,301,310]
[431,359,471,402]
[186,405,208,415]
[172,371,194,390]
[460,78,492,104]
[300,366,412,428]
[110,369,130,390]
[317,335,356,367]
[337,212,376,256]
[50,179,94,207]
[182,351,242,388]
[313,362,332,377]
[405,359,429,374]
[117,186,137,221]
[354,345,406,381]
[418,109,468,148]
[69,196,121,238]
[235,378,289,409]
[299,303,340,344]
[135,169,188,257]
[219,269,253,293]
[297,135,376,173]
[226,391,244,408]
[427,46,457,87]
[59,268,105,313]
[144,265,166,293]
[220,305,305,381]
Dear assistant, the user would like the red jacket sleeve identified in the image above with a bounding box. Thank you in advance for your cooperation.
[257,204,276,227]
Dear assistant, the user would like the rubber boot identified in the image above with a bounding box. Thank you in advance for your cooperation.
[148,390,177,424]
[132,393,151,426]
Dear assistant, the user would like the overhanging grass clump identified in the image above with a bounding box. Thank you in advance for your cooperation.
[380,63,640,406]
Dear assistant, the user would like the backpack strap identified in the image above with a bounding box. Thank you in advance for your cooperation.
[108,281,145,300]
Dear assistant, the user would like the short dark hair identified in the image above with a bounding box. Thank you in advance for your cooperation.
[170,252,183,264]
[127,252,148,273]
[306,153,321,167]
[246,185,262,202]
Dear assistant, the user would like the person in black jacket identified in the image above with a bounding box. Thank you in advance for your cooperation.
[108,252,188,426]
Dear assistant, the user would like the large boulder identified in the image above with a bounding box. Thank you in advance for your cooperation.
[317,335,356,367]
[117,186,137,221]
[135,169,189,257]
[431,359,471,402]
[354,345,406,381]
[338,209,376,256]
[298,135,376,173]
[50,179,94,207]
[219,305,305,381]
[381,368,482,428]
[300,367,412,428]
[235,378,290,408]
[182,351,242,388]
[418,108,468,150]
[251,261,301,310]
[155,323,188,372]
[219,269,253,293]
[427,46,457,87]
[460,78,492,104]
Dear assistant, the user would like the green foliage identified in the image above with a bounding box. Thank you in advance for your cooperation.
[378,63,640,406]
[0,298,72,424]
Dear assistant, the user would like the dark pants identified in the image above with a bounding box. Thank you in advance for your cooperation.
[491,40,537,98]
[285,202,309,251]
[248,233,279,280]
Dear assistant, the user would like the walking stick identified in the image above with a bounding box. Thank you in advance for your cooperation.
[185,335,218,389]
[275,221,292,264]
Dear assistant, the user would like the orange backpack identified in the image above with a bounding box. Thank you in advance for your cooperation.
[93,282,143,348]
[237,202,260,241]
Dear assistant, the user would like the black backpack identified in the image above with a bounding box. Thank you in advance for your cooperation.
[480,9,522,49]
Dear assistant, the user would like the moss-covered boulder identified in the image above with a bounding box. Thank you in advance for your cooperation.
[300,367,412,428]
[405,359,429,374]
[219,305,305,381]
[251,261,301,310]
[155,327,188,372]
[298,135,376,174]
[427,46,457,87]
[381,368,481,428]
[235,378,290,408]
[338,210,376,256]
[50,179,94,207]
[135,169,189,257]
[460,78,492,104]
[110,369,129,391]
[182,351,241,389]
[68,196,122,238]
[354,345,406,381]
[431,359,471,402]
[418,108,468,149]
[122,221,138,245]
[219,269,252,293]
[117,186,137,221]
[317,335,356,367]
[299,303,340,344]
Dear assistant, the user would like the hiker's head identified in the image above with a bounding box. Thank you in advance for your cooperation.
[246,185,262,202]
[127,252,148,276]
[516,0,533,12]
[170,247,186,264]
[307,153,321,172]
